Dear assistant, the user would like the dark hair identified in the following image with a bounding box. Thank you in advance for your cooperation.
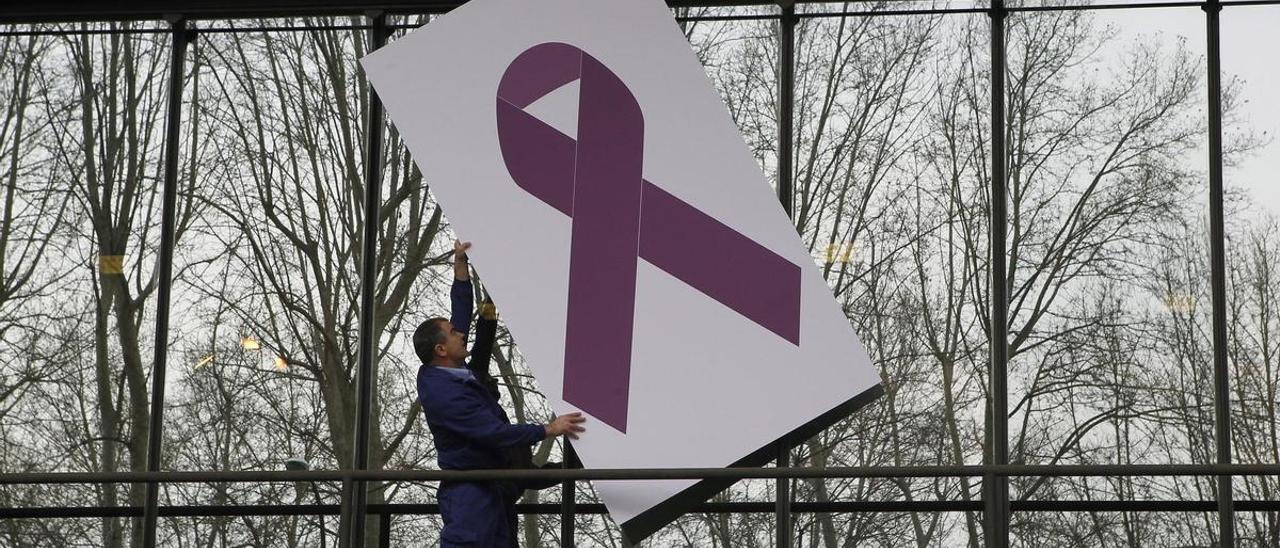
[414,317,450,364]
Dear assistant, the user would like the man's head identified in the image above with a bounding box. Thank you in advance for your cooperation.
[414,318,468,366]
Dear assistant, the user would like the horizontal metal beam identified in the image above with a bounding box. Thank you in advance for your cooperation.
[1,0,772,24]
[6,499,1280,520]
[9,0,1280,28]
[11,0,1280,25]
[4,464,1280,486]
[0,17,767,37]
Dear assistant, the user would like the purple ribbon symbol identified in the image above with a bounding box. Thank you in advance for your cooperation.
[496,42,802,433]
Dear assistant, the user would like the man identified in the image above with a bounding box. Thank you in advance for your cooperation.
[415,240,585,547]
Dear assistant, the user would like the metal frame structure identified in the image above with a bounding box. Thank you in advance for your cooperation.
[0,0,1263,546]
[341,12,390,547]
[986,1,1010,545]
[776,3,797,547]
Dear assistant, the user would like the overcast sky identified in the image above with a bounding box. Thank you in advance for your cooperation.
[1086,5,1279,217]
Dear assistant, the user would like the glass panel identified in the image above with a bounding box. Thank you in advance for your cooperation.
[1011,476,1222,515]
[383,514,444,544]
[1005,3,1212,489]
[1013,511,1219,546]
[1002,2,1225,540]
[791,511,976,546]
[0,518,108,546]
[648,510,980,546]
[1222,12,1280,529]
[692,8,994,545]
[799,0,987,14]
[652,510,772,546]
[682,6,780,188]
[786,8,992,545]
[0,21,170,548]
[674,5,778,20]
[1221,3,1280,477]
[1019,0,1200,8]
[159,513,336,546]
[164,14,369,539]
[1236,511,1280,546]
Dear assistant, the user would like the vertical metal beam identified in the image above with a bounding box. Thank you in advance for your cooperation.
[984,1,1010,547]
[140,15,191,548]
[776,445,792,548]
[340,11,388,548]
[1204,1,1234,545]
[777,3,797,548]
[561,442,577,548]
[777,1,796,220]
[378,512,391,548]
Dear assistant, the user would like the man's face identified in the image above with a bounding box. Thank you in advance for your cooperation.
[435,320,468,363]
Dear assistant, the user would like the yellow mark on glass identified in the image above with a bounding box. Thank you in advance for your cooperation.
[194,354,215,369]
[99,255,124,274]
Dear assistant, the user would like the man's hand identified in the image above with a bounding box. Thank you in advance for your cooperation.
[544,412,586,440]
[453,240,471,280]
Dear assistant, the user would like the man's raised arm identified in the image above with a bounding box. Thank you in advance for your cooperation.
[449,240,473,338]
[469,299,501,400]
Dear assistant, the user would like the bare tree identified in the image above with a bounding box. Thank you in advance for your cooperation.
[16,23,196,548]
[176,19,448,545]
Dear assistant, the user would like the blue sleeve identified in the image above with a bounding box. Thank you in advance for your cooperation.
[424,387,545,449]
[450,279,474,337]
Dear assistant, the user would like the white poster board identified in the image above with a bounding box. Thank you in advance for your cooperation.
[361,0,882,540]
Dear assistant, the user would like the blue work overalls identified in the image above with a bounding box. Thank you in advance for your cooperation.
[417,279,545,547]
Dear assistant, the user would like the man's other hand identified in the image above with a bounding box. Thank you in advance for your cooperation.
[479,301,498,320]
[545,412,586,440]
[454,240,471,262]
[453,240,472,280]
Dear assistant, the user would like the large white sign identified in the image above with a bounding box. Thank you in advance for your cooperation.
[361,0,882,541]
